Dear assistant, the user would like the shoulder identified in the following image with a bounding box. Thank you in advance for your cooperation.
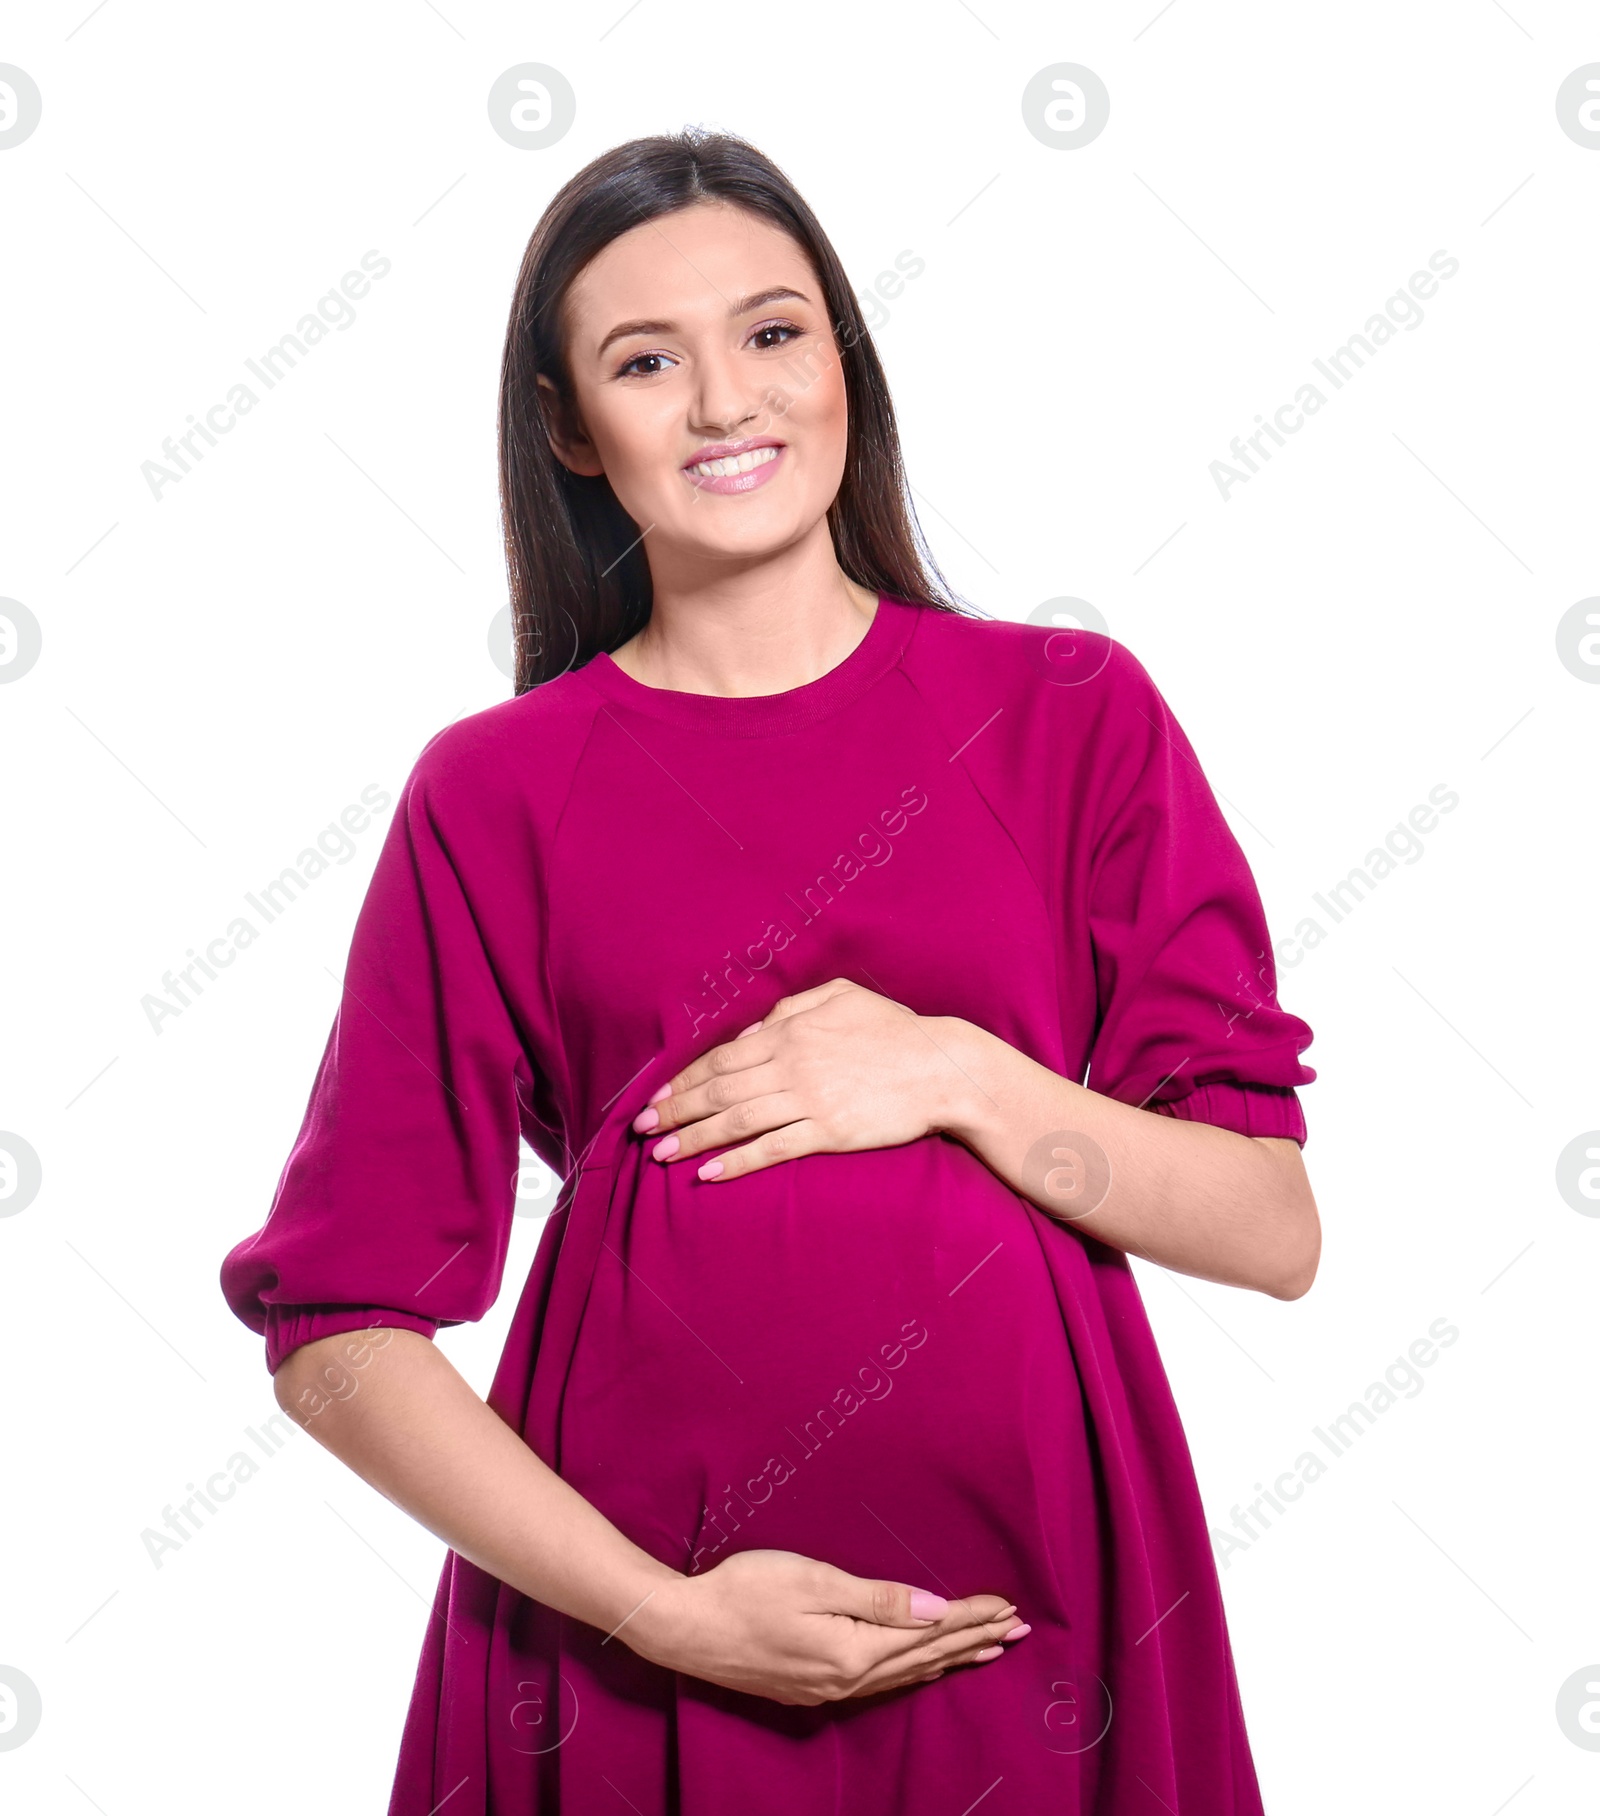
[399,665,607,837]
[900,600,1168,738]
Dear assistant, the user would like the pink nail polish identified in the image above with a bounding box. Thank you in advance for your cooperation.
[698,1159,724,1180]
[908,1590,948,1621]
[652,1135,679,1160]
[973,1645,1003,1662]
[1001,1623,1031,1642]
[633,1108,659,1133]
[648,1084,672,1104]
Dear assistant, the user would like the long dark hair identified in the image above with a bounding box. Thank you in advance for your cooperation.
[498,127,974,693]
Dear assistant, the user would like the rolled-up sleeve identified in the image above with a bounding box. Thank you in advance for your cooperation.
[220,740,534,1374]
[1081,645,1316,1145]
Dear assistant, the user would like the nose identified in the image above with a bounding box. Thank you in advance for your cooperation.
[687,345,768,443]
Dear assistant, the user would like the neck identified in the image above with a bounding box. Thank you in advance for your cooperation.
[611,542,880,698]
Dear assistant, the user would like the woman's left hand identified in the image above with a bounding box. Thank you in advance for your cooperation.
[632,979,973,1181]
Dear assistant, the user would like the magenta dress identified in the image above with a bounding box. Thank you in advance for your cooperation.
[220,595,1315,1814]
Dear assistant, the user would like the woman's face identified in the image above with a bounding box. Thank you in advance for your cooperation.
[542,201,850,577]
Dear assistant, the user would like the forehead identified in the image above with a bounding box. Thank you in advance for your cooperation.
[563,202,816,350]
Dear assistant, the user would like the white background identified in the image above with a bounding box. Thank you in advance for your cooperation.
[2,2,1596,1810]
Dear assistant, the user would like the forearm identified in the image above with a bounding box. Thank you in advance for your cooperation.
[928,1017,1319,1299]
[274,1327,682,1647]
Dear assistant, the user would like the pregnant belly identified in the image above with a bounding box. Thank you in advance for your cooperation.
[557,1134,1098,1615]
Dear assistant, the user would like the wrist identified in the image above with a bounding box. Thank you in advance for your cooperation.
[924,1015,1002,1147]
[618,1566,698,1669]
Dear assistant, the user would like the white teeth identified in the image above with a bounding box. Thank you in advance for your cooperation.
[688,445,780,479]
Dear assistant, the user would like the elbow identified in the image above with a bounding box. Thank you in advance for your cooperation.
[1265,1209,1321,1301]
[1269,1258,1317,1301]
[1248,1139,1320,1300]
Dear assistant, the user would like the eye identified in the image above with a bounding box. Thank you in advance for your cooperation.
[750,320,804,350]
[615,350,678,380]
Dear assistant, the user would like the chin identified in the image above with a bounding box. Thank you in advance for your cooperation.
[684,513,809,559]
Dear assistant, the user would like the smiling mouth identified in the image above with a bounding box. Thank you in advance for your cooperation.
[684,445,782,480]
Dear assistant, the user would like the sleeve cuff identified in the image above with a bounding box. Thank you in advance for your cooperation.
[1148,1081,1307,1146]
[264,1302,439,1376]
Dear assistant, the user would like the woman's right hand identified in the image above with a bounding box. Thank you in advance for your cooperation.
[624,1548,1028,1706]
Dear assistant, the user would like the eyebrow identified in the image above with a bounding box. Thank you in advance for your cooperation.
[593,287,811,360]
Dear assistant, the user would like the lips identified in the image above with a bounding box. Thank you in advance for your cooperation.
[681,438,788,495]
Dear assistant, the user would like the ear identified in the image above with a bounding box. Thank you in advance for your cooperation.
[536,372,605,478]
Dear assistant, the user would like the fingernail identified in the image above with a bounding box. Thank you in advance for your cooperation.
[908,1590,949,1621]
[698,1159,724,1180]
[973,1645,1003,1662]
[652,1135,680,1160]
[648,1083,672,1104]
[633,1108,660,1133]
[1001,1623,1031,1642]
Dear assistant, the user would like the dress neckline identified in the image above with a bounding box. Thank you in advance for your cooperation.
[577,592,917,737]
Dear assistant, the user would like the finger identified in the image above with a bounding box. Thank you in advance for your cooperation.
[763,979,856,1022]
[646,1096,803,1167]
[823,1576,953,1629]
[820,1574,1012,1633]
[930,1592,1017,1632]
[917,1607,1021,1657]
[846,1613,1026,1697]
[644,1028,775,1118]
[643,1060,785,1136]
[695,1118,823,1181]
[944,1608,1030,1661]
[861,1604,1022,1683]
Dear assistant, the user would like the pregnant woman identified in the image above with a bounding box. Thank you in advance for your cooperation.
[221,129,1319,1814]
